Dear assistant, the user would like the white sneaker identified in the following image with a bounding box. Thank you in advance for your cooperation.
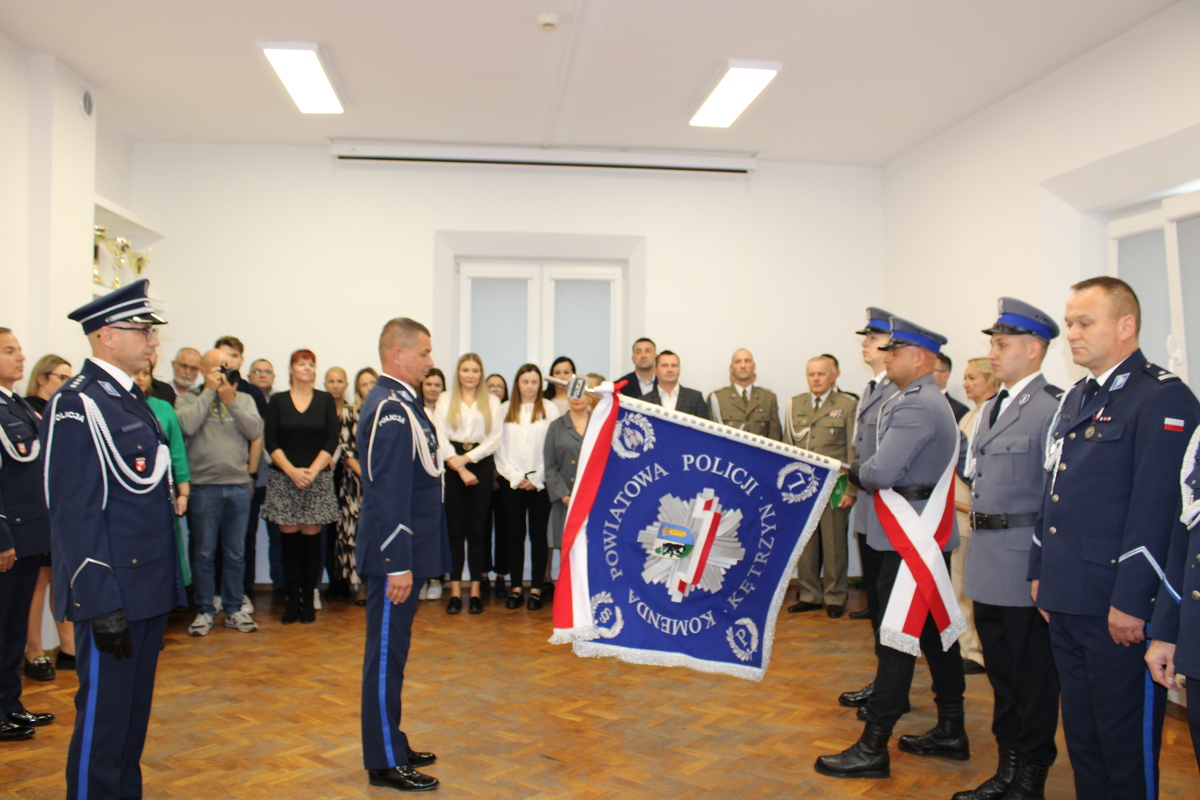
[240,595,255,614]
[418,583,428,600]
[224,610,258,633]
[313,589,323,610]
[426,580,443,600]
[213,595,222,611]
[188,613,214,637]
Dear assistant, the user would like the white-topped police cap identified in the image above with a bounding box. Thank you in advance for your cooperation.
[981,296,1059,342]
[855,307,895,336]
[878,315,948,354]
[68,279,167,335]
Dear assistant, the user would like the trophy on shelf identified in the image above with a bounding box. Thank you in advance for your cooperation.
[93,225,152,288]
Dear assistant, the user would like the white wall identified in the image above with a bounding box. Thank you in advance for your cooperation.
[0,30,31,338]
[132,145,884,403]
[883,0,1200,391]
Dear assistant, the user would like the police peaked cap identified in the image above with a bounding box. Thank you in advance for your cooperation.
[68,279,167,335]
[981,297,1059,342]
[878,316,948,354]
[855,307,895,336]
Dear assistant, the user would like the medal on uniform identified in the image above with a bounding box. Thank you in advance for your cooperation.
[17,442,26,454]
[1084,425,1096,439]
[135,456,147,473]
[1019,394,1030,406]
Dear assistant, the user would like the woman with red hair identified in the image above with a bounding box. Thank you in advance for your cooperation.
[262,349,340,624]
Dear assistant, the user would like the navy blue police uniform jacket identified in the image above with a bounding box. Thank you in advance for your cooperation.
[355,374,450,580]
[1029,350,1200,620]
[1151,437,1200,677]
[40,360,185,623]
[0,392,50,559]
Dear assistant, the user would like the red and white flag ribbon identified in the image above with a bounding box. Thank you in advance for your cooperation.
[872,435,965,656]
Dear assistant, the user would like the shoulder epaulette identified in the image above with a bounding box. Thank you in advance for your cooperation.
[63,374,91,393]
[1043,384,1063,400]
[905,384,922,395]
[838,389,860,400]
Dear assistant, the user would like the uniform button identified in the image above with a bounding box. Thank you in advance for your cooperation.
[137,444,143,451]
[1057,463,1066,472]
[131,558,138,564]
[1068,432,1076,440]
[1110,559,1116,565]
[1049,527,1057,535]
[13,517,19,523]
[74,602,81,608]
[570,460,576,465]
[1151,597,1156,604]
[1051,494,1059,503]
[1196,554,1200,564]
[1193,590,1200,601]
[385,558,391,563]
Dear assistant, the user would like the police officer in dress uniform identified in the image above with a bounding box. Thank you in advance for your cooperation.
[358,317,450,793]
[707,349,782,440]
[0,328,55,742]
[1147,425,1200,777]
[816,316,967,779]
[954,299,1063,800]
[837,308,902,710]
[1029,277,1200,800]
[785,355,857,617]
[42,280,186,800]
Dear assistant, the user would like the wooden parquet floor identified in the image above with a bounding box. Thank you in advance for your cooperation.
[4,587,1197,799]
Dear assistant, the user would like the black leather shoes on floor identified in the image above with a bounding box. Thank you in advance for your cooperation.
[407,749,437,768]
[952,747,1019,800]
[848,608,871,620]
[898,701,970,761]
[445,596,462,615]
[23,656,54,682]
[55,651,76,670]
[468,596,483,615]
[0,720,35,741]
[827,605,845,618]
[8,711,53,728]
[504,592,523,610]
[493,577,507,598]
[527,594,543,610]
[857,701,911,721]
[368,765,439,792]
[838,682,874,708]
[787,601,823,613]
[814,723,892,779]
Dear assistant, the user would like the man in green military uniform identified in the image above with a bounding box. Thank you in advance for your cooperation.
[707,349,782,440]
[786,355,857,617]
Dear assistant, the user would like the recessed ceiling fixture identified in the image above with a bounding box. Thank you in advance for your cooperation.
[261,42,343,114]
[690,60,781,128]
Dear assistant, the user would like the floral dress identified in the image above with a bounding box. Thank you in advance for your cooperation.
[334,403,363,583]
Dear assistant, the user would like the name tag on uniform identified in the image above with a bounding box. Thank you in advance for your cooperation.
[98,380,121,397]
[121,421,145,432]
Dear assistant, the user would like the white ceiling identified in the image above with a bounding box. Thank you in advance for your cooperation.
[0,0,1180,165]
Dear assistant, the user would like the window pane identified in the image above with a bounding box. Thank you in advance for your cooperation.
[469,278,528,382]
[553,279,611,377]
[1117,231,1170,367]
[1178,216,1200,390]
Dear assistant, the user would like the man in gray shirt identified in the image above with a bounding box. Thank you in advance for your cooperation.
[176,349,263,636]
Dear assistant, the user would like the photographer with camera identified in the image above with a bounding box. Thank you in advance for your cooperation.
[175,349,263,636]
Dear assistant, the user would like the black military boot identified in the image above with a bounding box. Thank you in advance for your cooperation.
[897,700,970,760]
[998,756,1049,800]
[813,722,892,779]
[838,681,874,707]
[952,747,1020,799]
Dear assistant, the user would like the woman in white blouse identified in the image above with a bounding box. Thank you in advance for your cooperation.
[433,354,503,615]
[495,364,560,610]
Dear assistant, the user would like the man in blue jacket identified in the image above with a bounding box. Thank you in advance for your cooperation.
[358,317,451,793]
[1030,277,1200,800]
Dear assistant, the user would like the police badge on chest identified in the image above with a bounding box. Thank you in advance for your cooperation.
[135,456,147,473]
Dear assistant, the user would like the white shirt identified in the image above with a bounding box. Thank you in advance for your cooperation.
[1092,361,1123,386]
[495,399,560,490]
[658,384,680,412]
[637,373,655,396]
[0,385,11,399]
[88,357,135,392]
[433,392,503,462]
[995,370,1042,420]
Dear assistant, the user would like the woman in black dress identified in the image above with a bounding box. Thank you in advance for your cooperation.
[262,349,340,624]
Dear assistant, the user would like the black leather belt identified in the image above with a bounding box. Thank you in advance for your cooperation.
[893,485,934,501]
[970,512,1038,530]
[452,441,478,455]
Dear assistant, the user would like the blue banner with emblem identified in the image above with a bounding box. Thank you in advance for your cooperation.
[551,390,841,681]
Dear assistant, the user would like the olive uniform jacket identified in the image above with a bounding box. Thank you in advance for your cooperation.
[707,385,782,441]
[784,391,857,498]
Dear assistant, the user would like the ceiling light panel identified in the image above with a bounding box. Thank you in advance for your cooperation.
[261,42,343,114]
[690,60,781,128]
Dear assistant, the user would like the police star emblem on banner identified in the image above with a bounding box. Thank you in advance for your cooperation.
[638,489,745,603]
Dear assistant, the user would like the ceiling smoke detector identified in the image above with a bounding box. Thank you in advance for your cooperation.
[537,14,560,32]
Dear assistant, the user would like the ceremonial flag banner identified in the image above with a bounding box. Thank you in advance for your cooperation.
[551,385,841,680]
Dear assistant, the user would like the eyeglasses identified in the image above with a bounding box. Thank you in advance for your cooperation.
[251,369,274,376]
[48,372,72,382]
[173,361,201,372]
[109,326,156,341]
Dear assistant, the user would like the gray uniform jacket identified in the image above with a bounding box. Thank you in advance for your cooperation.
[543,413,585,548]
[858,373,962,553]
[851,376,899,535]
[963,373,1060,607]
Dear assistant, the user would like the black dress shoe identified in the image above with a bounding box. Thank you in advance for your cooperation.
[963,659,987,675]
[493,577,507,598]
[407,749,437,768]
[368,765,439,792]
[848,608,871,620]
[897,701,970,761]
[838,682,874,708]
[445,596,462,615]
[504,592,523,610]
[787,601,823,613]
[23,656,54,682]
[857,701,911,721]
[827,605,845,618]
[542,581,555,599]
[0,720,35,742]
[468,596,483,615]
[55,651,76,670]
[814,723,892,779]
[8,710,53,728]
[480,576,491,594]
[527,593,543,610]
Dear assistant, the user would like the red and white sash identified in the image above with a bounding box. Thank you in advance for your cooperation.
[872,435,965,656]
